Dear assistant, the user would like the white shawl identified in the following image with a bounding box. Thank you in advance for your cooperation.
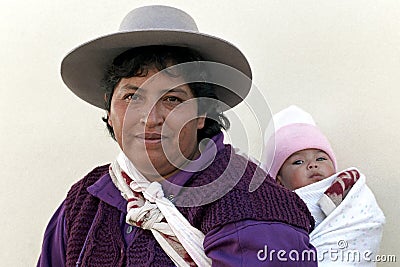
[109,152,211,267]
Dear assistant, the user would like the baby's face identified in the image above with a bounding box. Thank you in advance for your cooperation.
[277,149,335,190]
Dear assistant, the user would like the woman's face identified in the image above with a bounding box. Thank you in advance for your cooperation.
[277,149,335,190]
[108,68,205,180]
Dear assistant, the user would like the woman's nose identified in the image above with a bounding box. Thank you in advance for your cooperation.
[140,103,164,126]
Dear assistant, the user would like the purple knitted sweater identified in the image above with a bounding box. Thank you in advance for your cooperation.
[64,145,314,266]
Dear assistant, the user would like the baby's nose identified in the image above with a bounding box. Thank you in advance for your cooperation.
[308,163,318,169]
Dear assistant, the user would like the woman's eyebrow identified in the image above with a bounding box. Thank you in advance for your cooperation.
[120,85,188,96]
[120,84,139,91]
[160,87,190,95]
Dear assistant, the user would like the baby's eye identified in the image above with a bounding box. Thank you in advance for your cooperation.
[316,157,327,162]
[292,160,304,165]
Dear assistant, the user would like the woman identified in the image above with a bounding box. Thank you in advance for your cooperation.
[38,5,317,266]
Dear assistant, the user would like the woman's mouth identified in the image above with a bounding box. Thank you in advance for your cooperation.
[136,133,163,144]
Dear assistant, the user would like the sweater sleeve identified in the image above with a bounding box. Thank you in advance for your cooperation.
[203,220,317,266]
[37,201,67,267]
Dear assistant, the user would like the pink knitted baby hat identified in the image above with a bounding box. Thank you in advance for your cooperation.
[262,105,337,179]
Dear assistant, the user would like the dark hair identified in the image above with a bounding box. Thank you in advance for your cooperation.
[101,45,230,142]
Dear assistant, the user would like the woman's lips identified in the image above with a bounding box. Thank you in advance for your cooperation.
[136,133,164,144]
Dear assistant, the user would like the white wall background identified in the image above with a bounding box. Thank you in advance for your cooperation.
[1,0,399,265]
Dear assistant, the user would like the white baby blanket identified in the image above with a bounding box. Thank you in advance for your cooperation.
[295,168,385,266]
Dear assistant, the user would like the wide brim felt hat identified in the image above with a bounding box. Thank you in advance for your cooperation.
[61,5,252,110]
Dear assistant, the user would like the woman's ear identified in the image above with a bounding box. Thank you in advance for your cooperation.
[104,94,113,127]
[196,114,206,130]
[107,111,113,127]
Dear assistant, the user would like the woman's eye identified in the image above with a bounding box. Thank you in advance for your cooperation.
[292,160,304,165]
[165,96,181,102]
[163,96,184,106]
[125,94,140,101]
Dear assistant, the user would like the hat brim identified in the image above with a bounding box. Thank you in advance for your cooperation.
[61,30,252,110]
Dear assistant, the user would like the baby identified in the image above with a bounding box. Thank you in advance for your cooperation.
[262,105,385,266]
[262,105,336,188]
